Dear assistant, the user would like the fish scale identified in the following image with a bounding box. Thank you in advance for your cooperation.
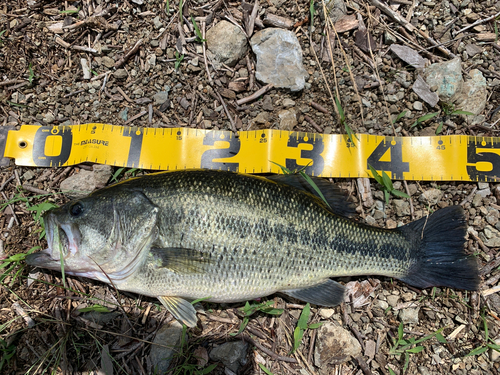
[26,169,479,327]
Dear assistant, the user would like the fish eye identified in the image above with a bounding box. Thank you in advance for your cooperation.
[69,202,84,217]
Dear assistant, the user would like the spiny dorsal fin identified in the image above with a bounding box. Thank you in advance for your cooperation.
[267,174,356,218]
[158,296,198,327]
[281,279,345,306]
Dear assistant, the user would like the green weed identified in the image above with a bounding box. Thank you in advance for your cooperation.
[77,304,111,313]
[175,51,184,70]
[411,103,475,135]
[368,164,410,204]
[392,110,407,124]
[466,315,500,357]
[258,363,275,375]
[110,167,138,183]
[191,16,205,43]
[26,201,58,239]
[270,161,331,209]
[179,0,183,25]
[335,96,358,146]
[28,63,35,85]
[232,300,283,336]
[389,322,446,373]
[1,246,39,286]
[291,303,322,353]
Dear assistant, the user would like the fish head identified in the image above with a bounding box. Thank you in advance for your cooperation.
[26,189,159,282]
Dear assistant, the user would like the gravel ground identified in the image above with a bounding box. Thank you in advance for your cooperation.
[1,0,500,374]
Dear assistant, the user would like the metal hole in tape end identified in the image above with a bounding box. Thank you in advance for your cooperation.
[18,140,27,149]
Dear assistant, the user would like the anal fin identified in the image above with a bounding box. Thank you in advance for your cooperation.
[158,296,198,327]
[282,279,345,306]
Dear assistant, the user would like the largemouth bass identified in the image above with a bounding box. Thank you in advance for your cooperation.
[26,170,478,327]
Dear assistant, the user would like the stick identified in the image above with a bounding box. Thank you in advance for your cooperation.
[370,0,455,58]
[201,22,213,84]
[115,39,143,68]
[215,90,237,132]
[236,84,273,105]
[456,11,500,35]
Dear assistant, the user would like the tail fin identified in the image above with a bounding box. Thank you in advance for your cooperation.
[399,205,479,291]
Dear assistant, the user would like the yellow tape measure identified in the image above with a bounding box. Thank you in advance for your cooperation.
[1,124,499,182]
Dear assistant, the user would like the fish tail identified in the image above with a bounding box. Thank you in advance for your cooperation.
[399,205,479,291]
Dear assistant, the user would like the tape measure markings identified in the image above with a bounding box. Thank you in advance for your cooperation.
[2,124,500,182]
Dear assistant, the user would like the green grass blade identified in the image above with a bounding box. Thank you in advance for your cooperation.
[258,363,275,375]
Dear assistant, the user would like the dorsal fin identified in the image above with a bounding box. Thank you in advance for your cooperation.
[267,174,357,218]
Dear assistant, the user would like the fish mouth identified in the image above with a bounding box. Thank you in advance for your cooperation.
[25,213,80,271]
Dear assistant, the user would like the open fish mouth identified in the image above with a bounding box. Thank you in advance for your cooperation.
[25,213,80,271]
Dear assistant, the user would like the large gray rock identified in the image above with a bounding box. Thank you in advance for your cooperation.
[250,28,309,91]
[149,320,184,374]
[422,57,463,102]
[206,21,248,67]
[314,323,362,367]
[60,165,113,198]
[209,341,248,372]
[453,69,487,116]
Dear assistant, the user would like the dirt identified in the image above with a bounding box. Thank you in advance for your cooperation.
[1,0,500,374]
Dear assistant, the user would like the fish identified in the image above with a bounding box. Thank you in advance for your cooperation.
[26,169,479,327]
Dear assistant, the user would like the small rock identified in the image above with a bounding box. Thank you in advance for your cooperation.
[476,188,491,198]
[22,170,35,180]
[390,44,428,69]
[44,112,55,124]
[413,101,423,111]
[319,308,335,319]
[472,193,483,207]
[101,56,115,68]
[386,219,397,229]
[365,215,376,225]
[419,188,443,205]
[278,109,298,131]
[478,182,489,190]
[206,20,248,67]
[282,98,296,108]
[150,320,184,374]
[153,16,163,29]
[81,58,91,80]
[412,75,439,107]
[254,111,270,125]
[113,69,128,80]
[119,108,128,121]
[153,91,170,105]
[482,225,500,247]
[365,340,376,359]
[322,0,347,23]
[393,199,410,217]
[262,95,274,111]
[250,28,309,91]
[491,338,500,361]
[314,323,362,366]
[400,307,419,324]
[387,295,400,308]
[465,43,482,57]
[209,341,248,373]
[81,311,120,324]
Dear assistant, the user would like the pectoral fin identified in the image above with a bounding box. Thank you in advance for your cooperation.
[151,247,212,274]
[158,296,198,327]
[282,279,345,306]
